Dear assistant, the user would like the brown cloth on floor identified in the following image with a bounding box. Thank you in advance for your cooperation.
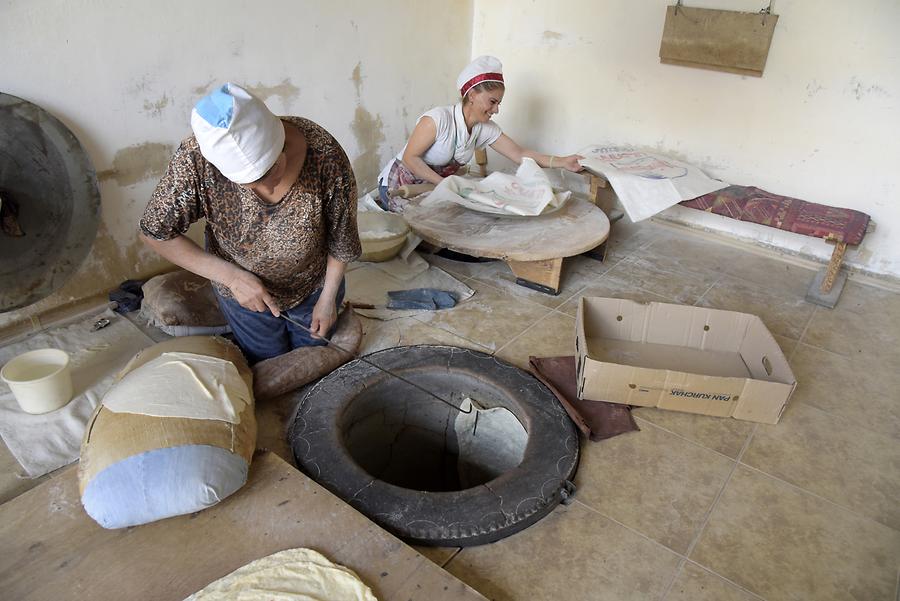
[529,356,638,441]
[252,309,363,402]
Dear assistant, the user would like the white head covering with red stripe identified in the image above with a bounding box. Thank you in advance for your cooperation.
[457,55,504,98]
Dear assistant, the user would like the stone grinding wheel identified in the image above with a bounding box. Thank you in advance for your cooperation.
[289,345,580,546]
[0,93,101,312]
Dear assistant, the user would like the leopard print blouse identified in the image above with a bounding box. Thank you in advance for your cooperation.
[141,117,361,309]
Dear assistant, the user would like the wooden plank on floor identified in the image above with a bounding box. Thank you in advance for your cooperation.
[0,452,486,601]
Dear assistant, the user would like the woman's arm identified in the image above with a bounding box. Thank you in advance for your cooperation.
[490,134,583,172]
[400,117,445,185]
[309,255,347,337]
[140,233,281,316]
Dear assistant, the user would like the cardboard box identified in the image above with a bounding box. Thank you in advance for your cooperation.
[576,297,796,424]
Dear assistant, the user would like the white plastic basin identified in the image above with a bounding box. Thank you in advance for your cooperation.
[1,348,73,414]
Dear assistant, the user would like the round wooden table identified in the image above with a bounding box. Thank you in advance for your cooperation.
[403,195,610,295]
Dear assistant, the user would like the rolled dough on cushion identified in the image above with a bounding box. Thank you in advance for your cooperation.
[185,548,377,600]
[252,309,362,402]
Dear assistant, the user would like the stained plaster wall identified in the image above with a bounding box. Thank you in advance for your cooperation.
[0,0,473,326]
[472,0,900,279]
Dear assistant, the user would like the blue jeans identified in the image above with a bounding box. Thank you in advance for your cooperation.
[215,280,345,365]
[377,184,391,211]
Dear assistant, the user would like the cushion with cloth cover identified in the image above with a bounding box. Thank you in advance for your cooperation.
[140,269,231,336]
[78,336,256,529]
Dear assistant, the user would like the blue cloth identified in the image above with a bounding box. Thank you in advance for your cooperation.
[387,288,457,310]
[81,444,248,529]
[215,280,345,364]
[377,184,391,211]
[193,84,235,128]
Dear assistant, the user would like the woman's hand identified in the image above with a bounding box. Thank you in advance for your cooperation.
[310,296,337,338]
[225,268,281,317]
[556,154,585,173]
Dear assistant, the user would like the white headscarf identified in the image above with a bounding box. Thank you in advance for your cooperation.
[190,83,285,184]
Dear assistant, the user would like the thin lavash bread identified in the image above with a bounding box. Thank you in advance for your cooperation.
[78,336,257,529]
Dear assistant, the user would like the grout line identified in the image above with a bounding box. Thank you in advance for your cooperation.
[795,303,818,348]
[440,548,462,569]
[630,415,742,464]
[894,565,899,601]
[659,423,756,599]
[735,461,900,533]
[692,273,726,306]
[682,559,769,601]
[686,423,758,558]
[491,306,560,358]
[659,560,686,601]
[573,499,685,558]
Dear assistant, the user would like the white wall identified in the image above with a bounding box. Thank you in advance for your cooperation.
[0,0,472,324]
[472,0,900,278]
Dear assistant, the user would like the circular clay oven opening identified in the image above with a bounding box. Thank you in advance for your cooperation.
[339,365,529,493]
[290,345,579,547]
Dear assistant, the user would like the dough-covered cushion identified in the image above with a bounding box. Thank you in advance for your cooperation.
[141,270,230,336]
[78,336,256,529]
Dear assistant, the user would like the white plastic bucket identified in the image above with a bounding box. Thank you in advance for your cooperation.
[1,348,73,414]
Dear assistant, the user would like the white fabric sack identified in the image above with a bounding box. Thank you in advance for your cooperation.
[578,145,728,222]
[427,157,570,216]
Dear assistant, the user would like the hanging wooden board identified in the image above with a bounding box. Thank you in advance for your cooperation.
[659,5,778,77]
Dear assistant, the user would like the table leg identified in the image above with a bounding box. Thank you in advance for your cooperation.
[507,258,564,295]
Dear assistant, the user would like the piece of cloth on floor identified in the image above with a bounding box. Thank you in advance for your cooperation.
[578,145,728,222]
[109,279,145,314]
[251,309,363,402]
[387,288,457,310]
[426,157,570,216]
[184,547,378,601]
[345,260,473,321]
[0,309,155,477]
[529,355,638,441]
[679,184,871,245]
[368,250,430,281]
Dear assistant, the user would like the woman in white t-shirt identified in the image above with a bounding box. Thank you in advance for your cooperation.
[377,55,584,211]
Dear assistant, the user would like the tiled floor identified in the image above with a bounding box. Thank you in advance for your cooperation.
[2,219,899,600]
[376,220,900,601]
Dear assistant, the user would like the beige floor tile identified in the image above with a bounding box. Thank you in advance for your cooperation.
[803,281,900,358]
[469,255,614,310]
[445,502,681,601]
[604,255,719,306]
[631,408,755,459]
[773,334,799,358]
[412,283,553,352]
[691,465,900,601]
[574,420,735,553]
[716,253,817,300]
[557,275,674,316]
[665,562,762,601]
[642,235,749,280]
[358,315,491,356]
[605,219,673,262]
[494,311,576,370]
[742,401,900,530]
[788,342,900,438]
[412,545,459,568]
[696,275,816,339]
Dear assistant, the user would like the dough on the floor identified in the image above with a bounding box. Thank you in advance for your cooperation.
[184,548,377,601]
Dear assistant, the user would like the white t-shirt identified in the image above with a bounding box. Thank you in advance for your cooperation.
[378,103,502,185]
